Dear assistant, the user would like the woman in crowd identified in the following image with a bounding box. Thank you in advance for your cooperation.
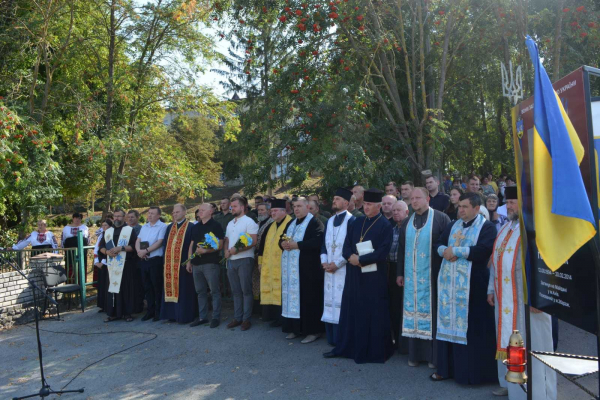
[444,187,464,221]
[93,219,113,313]
[61,212,90,282]
[481,176,496,196]
[12,219,58,254]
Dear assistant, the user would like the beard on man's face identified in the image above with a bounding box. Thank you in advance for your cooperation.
[257,214,268,222]
[114,219,124,228]
[508,211,519,221]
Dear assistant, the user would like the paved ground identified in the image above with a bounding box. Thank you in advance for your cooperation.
[0,302,597,399]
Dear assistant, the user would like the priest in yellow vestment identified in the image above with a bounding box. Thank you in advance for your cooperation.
[257,199,292,327]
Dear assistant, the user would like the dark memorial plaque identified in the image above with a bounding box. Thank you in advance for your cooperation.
[512,67,598,334]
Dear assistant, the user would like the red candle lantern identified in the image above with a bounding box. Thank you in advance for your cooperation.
[503,330,528,384]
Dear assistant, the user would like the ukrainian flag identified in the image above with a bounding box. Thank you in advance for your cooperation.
[525,36,596,271]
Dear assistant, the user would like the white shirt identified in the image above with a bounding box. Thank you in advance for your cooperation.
[226,215,258,260]
[13,231,58,250]
[61,225,89,246]
[138,220,168,257]
[93,233,106,265]
[497,204,508,217]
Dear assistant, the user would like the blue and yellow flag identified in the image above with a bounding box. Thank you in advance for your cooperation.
[525,36,596,271]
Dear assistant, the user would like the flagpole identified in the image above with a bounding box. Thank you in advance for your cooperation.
[525,305,533,400]
[582,66,600,400]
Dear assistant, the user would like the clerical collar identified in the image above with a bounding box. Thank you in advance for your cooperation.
[276,218,287,227]
[462,215,478,227]
[335,210,347,215]
[415,208,429,217]
[177,219,186,226]
[296,216,306,224]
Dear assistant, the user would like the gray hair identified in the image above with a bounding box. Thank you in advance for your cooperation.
[257,203,271,211]
[394,200,408,210]
[293,197,309,205]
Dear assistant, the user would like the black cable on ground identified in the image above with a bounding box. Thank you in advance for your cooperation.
[23,323,158,390]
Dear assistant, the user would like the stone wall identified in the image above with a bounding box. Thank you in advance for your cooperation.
[0,268,45,330]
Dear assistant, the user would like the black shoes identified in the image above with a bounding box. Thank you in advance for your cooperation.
[190,319,219,328]
[152,316,160,322]
[190,319,210,327]
[270,319,282,328]
[141,313,154,321]
[323,351,338,359]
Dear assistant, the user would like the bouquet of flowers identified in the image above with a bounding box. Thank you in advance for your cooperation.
[234,232,253,250]
[222,233,253,264]
[182,232,219,265]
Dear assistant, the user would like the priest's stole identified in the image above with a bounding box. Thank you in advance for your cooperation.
[164,221,189,303]
[402,208,434,340]
[281,213,313,319]
[105,226,133,294]
[260,215,291,306]
[492,222,522,359]
[437,215,485,345]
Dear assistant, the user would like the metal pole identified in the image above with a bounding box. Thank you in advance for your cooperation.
[525,305,533,400]
[582,67,600,399]
[595,268,600,399]
[77,230,86,310]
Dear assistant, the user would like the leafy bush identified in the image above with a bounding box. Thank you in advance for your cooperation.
[0,228,18,248]
[52,215,70,227]
[139,214,146,224]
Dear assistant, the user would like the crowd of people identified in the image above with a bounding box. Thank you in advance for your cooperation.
[12,173,557,399]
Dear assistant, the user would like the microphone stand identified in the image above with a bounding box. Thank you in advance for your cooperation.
[0,251,84,399]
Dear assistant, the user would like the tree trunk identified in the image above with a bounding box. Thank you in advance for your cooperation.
[102,0,117,218]
[552,0,565,81]
[496,97,507,152]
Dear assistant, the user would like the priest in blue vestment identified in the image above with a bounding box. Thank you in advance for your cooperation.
[324,188,394,363]
[160,204,199,324]
[431,192,498,384]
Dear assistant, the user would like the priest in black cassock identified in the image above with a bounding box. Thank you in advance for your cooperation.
[324,188,394,363]
[432,192,498,384]
[280,197,325,344]
[99,210,139,322]
[160,204,198,324]
[396,188,451,368]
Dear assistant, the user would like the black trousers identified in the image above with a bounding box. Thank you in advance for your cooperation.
[140,256,163,315]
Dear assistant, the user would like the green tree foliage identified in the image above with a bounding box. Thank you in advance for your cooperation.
[0,0,236,231]
[169,113,222,188]
[0,102,61,231]
[214,0,599,198]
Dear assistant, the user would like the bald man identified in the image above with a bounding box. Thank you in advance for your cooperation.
[187,203,225,328]
[397,188,451,368]
[161,204,198,323]
[381,195,397,222]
